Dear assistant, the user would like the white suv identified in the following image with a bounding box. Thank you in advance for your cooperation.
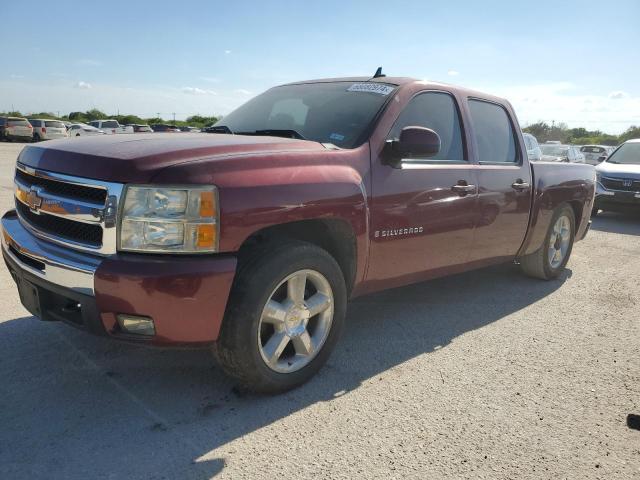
[88,120,134,134]
[28,119,69,141]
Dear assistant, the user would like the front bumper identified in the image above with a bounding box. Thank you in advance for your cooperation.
[2,210,237,345]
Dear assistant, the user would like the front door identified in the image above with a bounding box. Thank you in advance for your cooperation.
[367,91,478,287]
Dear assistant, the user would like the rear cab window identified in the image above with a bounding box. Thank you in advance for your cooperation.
[468,100,518,164]
[7,118,30,127]
[45,121,65,128]
[581,146,605,153]
[387,91,466,162]
[28,120,41,127]
[101,121,118,128]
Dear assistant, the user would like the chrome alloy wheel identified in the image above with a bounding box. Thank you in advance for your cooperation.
[548,215,571,269]
[258,269,334,373]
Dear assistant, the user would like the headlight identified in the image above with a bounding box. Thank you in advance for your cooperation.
[119,186,218,253]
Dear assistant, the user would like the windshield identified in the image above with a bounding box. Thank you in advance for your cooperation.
[541,145,569,156]
[581,146,605,153]
[215,82,397,148]
[606,142,640,165]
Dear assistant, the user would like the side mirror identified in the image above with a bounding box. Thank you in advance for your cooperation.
[383,126,441,166]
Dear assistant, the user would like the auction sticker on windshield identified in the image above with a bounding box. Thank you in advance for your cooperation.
[347,83,395,95]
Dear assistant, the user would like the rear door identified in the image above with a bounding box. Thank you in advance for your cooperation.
[465,99,532,263]
[367,90,478,284]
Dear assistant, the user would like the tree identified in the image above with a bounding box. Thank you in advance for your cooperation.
[619,126,640,143]
[84,109,107,121]
[185,115,219,127]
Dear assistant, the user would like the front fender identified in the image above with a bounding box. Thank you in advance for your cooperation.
[150,148,371,283]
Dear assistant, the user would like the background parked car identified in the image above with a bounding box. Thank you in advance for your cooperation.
[88,119,134,134]
[0,117,33,142]
[179,126,200,132]
[540,144,585,163]
[68,123,107,137]
[150,124,181,132]
[28,119,69,141]
[127,124,154,133]
[523,132,542,161]
[580,145,611,165]
[593,138,640,215]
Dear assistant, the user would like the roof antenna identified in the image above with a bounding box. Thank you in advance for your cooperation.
[372,66,385,78]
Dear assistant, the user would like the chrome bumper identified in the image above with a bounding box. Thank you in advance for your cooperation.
[1,211,101,296]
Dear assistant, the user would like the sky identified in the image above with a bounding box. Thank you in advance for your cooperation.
[1,0,639,133]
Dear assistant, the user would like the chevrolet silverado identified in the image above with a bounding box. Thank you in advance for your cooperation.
[2,75,595,392]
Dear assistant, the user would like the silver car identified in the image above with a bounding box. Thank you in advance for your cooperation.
[523,132,542,161]
[593,139,640,214]
[540,144,585,163]
[580,145,611,165]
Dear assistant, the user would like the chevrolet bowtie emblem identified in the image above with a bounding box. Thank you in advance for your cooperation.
[26,186,43,211]
[622,179,633,188]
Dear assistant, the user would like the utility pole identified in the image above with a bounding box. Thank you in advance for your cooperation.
[172,112,176,123]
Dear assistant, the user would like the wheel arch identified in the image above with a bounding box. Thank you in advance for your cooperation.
[235,218,358,296]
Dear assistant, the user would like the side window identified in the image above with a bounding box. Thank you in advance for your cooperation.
[388,92,465,161]
[468,100,518,163]
[523,135,532,150]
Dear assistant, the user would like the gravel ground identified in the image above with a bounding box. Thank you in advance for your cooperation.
[0,142,638,479]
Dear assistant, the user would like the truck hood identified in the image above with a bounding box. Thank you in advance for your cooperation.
[596,161,640,180]
[16,133,327,183]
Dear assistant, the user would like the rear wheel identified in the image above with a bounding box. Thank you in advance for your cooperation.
[33,133,41,142]
[214,241,347,393]
[520,204,575,280]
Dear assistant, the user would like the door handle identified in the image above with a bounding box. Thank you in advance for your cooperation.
[511,180,531,191]
[451,183,477,195]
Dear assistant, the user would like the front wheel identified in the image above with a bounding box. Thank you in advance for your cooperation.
[214,241,347,393]
[519,204,576,280]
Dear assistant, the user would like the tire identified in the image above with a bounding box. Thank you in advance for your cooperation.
[214,240,347,393]
[33,134,41,142]
[519,204,576,280]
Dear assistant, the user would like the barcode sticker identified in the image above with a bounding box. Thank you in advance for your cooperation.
[347,83,395,95]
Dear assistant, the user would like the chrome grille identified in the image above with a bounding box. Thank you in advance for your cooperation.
[13,163,124,255]
[601,176,640,192]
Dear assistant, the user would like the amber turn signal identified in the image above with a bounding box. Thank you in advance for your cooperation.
[196,224,216,248]
[199,191,216,218]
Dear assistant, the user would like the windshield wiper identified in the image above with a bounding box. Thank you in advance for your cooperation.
[205,125,234,134]
[238,129,306,140]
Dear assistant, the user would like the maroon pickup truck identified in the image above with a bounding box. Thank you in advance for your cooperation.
[2,76,595,392]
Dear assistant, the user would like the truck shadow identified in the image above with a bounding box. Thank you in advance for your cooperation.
[0,263,569,479]
[591,211,640,236]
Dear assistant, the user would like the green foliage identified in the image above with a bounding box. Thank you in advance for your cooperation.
[523,122,639,146]
[185,115,219,127]
[619,126,640,143]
